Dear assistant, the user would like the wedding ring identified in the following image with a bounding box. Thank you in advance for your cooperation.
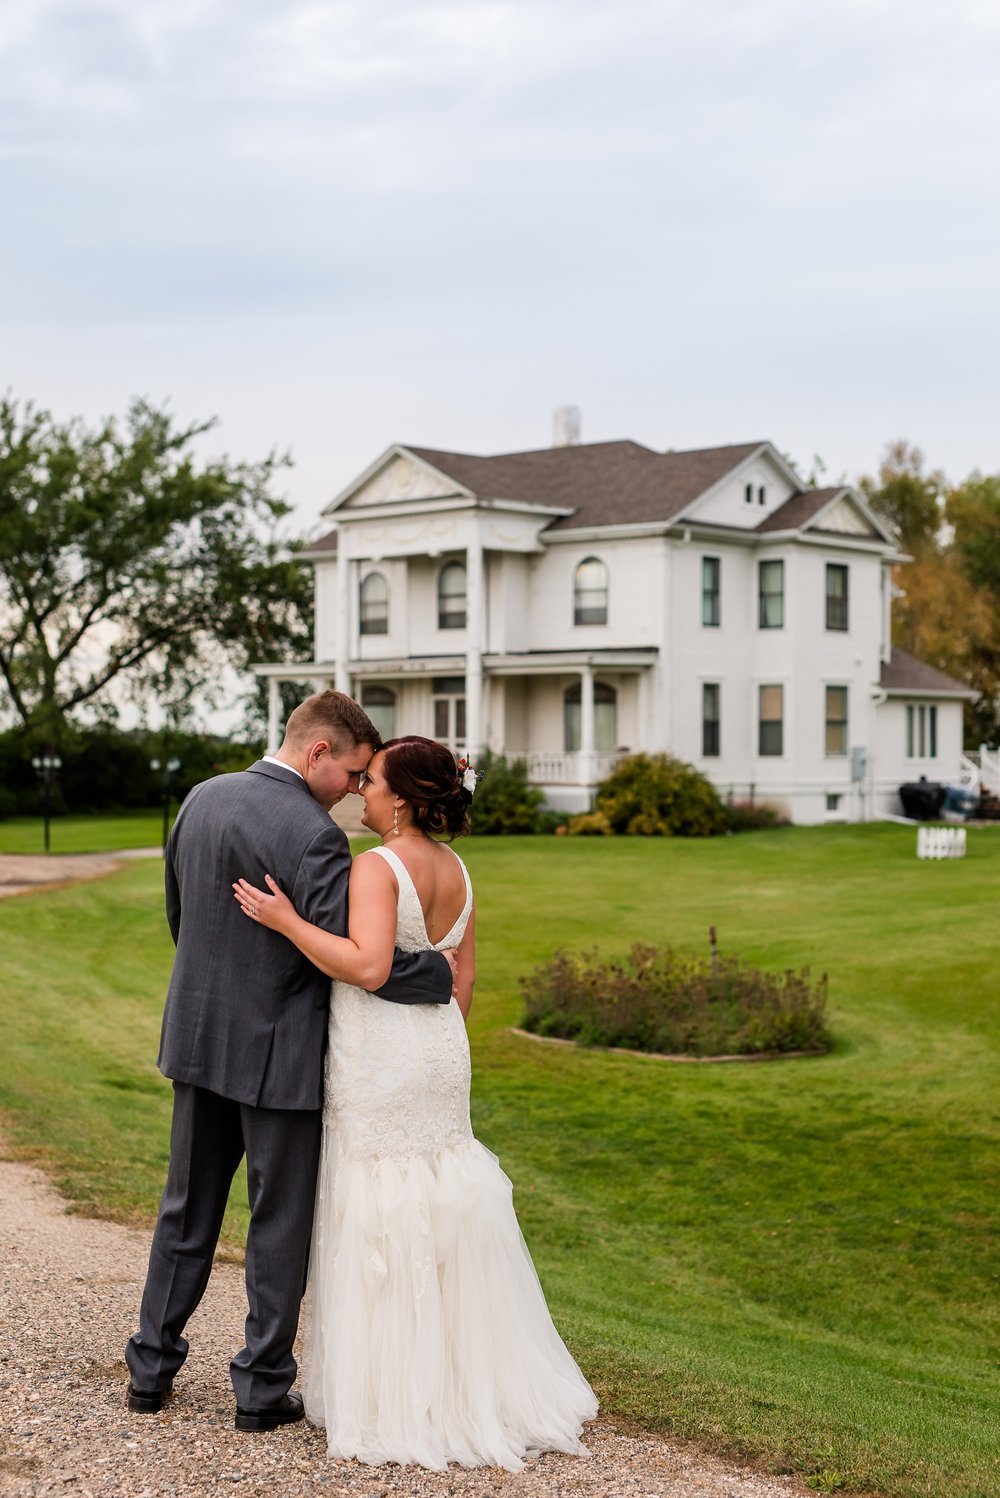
[250,904,257,916]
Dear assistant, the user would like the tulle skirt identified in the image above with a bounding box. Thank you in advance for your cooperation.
[301,1134,598,1472]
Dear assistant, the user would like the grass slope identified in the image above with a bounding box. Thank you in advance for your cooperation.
[0,824,997,1497]
[0,809,169,854]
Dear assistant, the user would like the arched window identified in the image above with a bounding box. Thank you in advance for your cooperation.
[564,681,617,752]
[574,557,608,626]
[359,571,389,635]
[361,684,396,740]
[438,561,467,629]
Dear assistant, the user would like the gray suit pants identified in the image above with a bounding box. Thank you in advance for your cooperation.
[125,1081,322,1409]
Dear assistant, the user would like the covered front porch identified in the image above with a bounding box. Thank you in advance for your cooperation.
[253,649,657,810]
[483,649,656,810]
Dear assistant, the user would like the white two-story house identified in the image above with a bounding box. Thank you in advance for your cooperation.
[256,427,974,823]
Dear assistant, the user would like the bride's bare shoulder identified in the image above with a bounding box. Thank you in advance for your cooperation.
[349,846,398,888]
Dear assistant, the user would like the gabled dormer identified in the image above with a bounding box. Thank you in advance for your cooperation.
[671,442,802,529]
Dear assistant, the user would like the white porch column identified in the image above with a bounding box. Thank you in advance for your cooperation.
[266,677,282,754]
[334,540,350,693]
[579,663,595,789]
[465,536,484,758]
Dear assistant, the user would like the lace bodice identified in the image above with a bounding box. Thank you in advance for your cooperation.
[367,844,473,953]
[322,843,474,1162]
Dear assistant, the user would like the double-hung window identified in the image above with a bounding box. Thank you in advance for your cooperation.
[702,557,720,627]
[574,558,608,625]
[758,560,784,628]
[759,684,784,756]
[825,686,848,756]
[825,564,849,631]
[702,683,720,757]
[359,571,389,635]
[438,563,467,629]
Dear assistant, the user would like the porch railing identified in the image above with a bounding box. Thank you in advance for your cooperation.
[980,745,1000,795]
[523,750,625,785]
[961,746,1000,795]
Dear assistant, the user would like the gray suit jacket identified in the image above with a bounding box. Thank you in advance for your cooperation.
[157,760,452,1110]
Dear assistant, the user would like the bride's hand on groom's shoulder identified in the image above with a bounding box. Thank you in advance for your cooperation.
[232,874,296,934]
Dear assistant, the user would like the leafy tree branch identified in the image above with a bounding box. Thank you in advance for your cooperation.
[0,396,312,742]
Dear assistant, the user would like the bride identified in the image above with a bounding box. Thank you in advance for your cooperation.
[233,734,597,1473]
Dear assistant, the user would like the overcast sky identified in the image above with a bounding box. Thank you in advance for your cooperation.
[3,0,998,533]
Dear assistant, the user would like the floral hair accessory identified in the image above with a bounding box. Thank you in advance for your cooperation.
[456,756,483,797]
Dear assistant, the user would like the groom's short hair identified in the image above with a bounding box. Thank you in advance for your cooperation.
[283,690,381,754]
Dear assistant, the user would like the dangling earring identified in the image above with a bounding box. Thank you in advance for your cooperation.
[392,804,399,838]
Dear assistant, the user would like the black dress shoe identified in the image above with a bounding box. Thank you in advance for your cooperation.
[234,1392,305,1433]
[127,1380,173,1413]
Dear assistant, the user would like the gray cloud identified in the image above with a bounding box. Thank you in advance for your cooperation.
[1,0,998,516]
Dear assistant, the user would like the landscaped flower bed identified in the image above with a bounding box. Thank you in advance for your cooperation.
[521,936,832,1057]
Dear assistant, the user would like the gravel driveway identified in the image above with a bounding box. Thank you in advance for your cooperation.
[0,853,808,1498]
[0,850,162,899]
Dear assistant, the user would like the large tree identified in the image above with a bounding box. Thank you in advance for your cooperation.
[0,397,312,743]
[861,443,1000,744]
[859,439,945,554]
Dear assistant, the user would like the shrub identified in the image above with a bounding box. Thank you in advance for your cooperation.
[566,810,612,836]
[469,750,548,834]
[521,937,832,1057]
[724,800,788,832]
[574,753,728,837]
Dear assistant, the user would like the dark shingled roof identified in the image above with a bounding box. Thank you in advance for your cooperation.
[404,440,765,530]
[879,647,975,697]
[299,529,338,555]
[755,488,846,533]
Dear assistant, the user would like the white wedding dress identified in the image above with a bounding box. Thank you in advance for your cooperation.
[302,844,598,1472]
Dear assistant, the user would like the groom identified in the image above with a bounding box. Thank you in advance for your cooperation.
[125,690,453,1431]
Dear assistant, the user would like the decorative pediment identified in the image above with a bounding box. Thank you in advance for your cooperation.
[807,495,880,538]
[333,450,466,511]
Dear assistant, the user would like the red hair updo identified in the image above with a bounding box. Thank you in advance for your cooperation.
[380,736,472,840]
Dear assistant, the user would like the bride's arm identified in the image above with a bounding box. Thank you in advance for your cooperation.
[233,851,398,988]
[453,907,476,1019]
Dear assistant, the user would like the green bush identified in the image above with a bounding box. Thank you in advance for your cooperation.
[724,800,788,832]
[565,810,612,836]
[571,752,728,837]
[521,938,832,1057]
[469,750,549,834]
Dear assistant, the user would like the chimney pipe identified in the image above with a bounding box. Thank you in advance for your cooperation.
[552,405,581,447]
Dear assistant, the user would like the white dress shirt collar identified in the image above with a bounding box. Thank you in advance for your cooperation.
[261,754,304,780]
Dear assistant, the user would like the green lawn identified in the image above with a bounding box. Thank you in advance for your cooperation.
[0,809,170,854]
[0,824,997,1498]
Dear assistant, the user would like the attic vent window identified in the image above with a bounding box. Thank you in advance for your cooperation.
[758,486,766,505]
[744,483,753,504]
